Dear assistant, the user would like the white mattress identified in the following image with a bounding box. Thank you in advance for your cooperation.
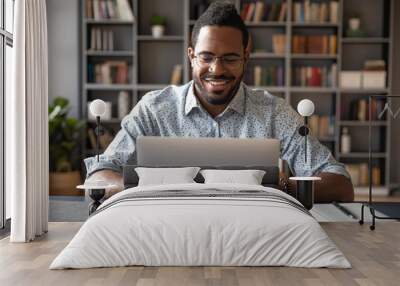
[50,183,351,269]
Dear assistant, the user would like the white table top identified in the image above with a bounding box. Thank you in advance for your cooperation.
[289,176,321,181]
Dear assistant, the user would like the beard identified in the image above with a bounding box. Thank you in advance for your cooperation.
[193,72,243,105]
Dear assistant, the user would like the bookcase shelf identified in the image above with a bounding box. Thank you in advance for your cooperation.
[85,19,134,25]
[88,118,121,124]
[341,37,390,44]
[248,86,286,93]
[339,120,388,127]
[291,54,338,59]
[291,22,339,27]
[250,52,285,59]
[339,88,389,94]
[85,51,134,56]
[137,35,185,41]
[290,87,337,93]
[80,0,394,192]
[338,153,387,159]
[135,84,168,91]
[85,84,134,90]
[245,21,286,27]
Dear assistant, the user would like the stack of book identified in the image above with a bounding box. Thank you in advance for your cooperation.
[253,65,284,86]
[88,61,130,84]
[309,115,335,138]
[86,0,134,21]
[292,64,337,87]
[345,163,381,186]
[347,98,387,121]
[89,28,114,51]
[292,0,338,23]
[240,2,287,22]
[292,35,337,54]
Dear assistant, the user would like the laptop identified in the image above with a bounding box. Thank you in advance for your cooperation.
[136,136,280,167]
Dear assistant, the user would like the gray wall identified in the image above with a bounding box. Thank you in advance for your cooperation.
[46,0,80,118]
[390,0,400,185]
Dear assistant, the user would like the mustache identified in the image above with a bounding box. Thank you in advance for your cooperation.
[201,74,234,81]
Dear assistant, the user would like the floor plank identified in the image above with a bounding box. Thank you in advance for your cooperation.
[0,222,399,286]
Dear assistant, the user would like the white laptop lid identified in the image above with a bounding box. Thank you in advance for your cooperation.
[136,136,280,167]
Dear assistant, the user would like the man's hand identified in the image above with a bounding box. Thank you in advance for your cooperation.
[85,170,124,199]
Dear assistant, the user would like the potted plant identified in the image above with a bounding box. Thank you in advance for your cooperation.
[49,97,84,196]
[151,14,166,38]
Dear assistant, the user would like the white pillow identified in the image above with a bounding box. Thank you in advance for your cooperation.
[135,167,201,186]
[200,169,266,185]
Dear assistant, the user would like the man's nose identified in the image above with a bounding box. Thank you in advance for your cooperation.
[208,58,226,74]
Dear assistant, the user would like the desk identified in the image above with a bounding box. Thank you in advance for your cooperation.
[1,222,399,285]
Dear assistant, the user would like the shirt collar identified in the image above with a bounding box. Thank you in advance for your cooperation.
[184,81,245,116]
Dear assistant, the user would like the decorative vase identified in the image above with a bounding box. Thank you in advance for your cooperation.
[49,171,83,196]
[349,18,360,31]
[151,25,165,38]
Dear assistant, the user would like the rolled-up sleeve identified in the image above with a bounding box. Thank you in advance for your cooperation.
[84,99,156,177]
[274,99,350,178]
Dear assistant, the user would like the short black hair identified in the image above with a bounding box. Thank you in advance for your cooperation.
[191,1,249,49]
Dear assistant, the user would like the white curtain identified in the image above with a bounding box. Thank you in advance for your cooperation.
[8,0,49,242]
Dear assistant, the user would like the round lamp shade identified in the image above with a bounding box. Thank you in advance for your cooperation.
[89,99,106,117]
[297,99,315,117]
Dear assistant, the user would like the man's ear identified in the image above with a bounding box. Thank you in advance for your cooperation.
[188,46,195,67]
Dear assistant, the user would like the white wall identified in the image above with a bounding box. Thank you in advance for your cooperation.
[46,0,80,118]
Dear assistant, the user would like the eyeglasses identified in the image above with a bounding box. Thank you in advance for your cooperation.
[193,53,244,70]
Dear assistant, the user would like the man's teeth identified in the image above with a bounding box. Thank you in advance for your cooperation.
[205,79,229,86]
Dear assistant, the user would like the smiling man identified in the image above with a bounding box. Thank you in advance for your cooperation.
[85,1,354,202]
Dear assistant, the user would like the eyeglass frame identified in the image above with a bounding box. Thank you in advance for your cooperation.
[192,52,245,70]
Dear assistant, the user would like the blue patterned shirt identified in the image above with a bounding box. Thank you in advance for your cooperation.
[85,81,349,178]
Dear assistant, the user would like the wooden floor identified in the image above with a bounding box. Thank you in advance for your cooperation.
[0,222,399,286]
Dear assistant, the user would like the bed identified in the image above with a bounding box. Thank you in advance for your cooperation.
[50,138,351,269]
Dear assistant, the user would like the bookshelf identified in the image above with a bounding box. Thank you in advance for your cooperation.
[80,0,394,197]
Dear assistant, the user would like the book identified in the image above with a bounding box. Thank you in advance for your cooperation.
[96,28,102,50]
[245,3,256,22]
[253,1,264,23]
[102,29,108,51]
[86,0,93,19]
[106,0,116,19]
[92,0,100,20]
[240,3,250,21]
[329,35,337,55]
[254,66,262,86]
[116,0,134,21]
[278,3,287,22]
[272,34,286,54]
[268,3,278,21]
[170,65,183,85]
[330,1,339,23]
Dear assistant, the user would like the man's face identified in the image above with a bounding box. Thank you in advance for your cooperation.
[188,26,248,105]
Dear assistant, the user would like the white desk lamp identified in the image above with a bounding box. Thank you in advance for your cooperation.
[89,99,106,162]
[77,99,117,214]
[297,99,315,163]
[289,99,321,210]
